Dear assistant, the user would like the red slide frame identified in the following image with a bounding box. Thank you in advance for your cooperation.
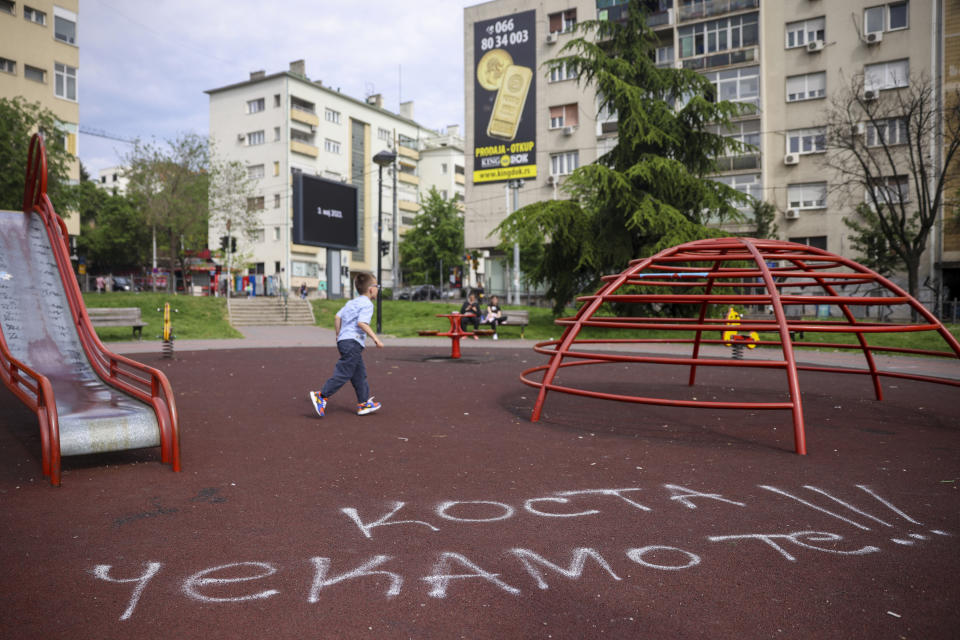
[0,134,180,485]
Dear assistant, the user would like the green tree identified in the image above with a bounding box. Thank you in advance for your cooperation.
[66,180,150,272]
[749,200,778,240]
[399,187,464,286]
[0,97,71,210]
[125,134,210,292]
[496,0,749,314]
[207,146,257,286]
[843,203,899,278]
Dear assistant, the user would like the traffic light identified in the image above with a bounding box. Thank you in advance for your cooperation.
[231,237,237,253]
[379,240,390,256]
[219,235,228,251]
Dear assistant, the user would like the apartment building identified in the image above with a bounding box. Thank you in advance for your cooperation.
[206,60,462,295]
[0,0,80,236]
[464,0,945,304]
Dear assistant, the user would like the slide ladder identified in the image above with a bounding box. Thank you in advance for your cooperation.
[0,134,180,485]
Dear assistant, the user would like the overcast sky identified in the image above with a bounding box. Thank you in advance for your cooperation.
[78,0,476,173]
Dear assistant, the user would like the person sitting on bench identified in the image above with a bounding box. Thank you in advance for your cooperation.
[485,295,507,340]
[459,293,481,340]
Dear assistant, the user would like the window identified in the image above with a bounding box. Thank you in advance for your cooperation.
[867,175,909,205]
[704,66,759,108]
[23,5,45,24]
[325,108,341,124]
[273,94,281,107]
[247,98,265,114]
[0,0,14,15]
[787,127,826,154]
[655,45,674,66]
[378,127,392,142]
[325,139,341,154]
[290,129,312,143]
[714,174,761,209]
[54,14,77,44]
[455,165,464,175]
[441,163,448,174]
[247,196,265,210]
[550,151,579,176]
[273,161,280,176]
[786,72,826,102]
[785,17,825,48]
[789,236,827,250]
[549,103,579,128]
[273,225,280,239]
[864,59,909,91]
[549,9,577,33]
[788,183,827,210]
[679,13,758,59]
[711,119,761,151]
[0,57,14,74]
[549,62,576,83]
[247,130,265,146]
[247,164,264,179]
[24,64,45,83]
[865,2,909,34]
[53,63,76,100]
[866,117,908,146]
[274,194,281,209]
[274,126,281,142]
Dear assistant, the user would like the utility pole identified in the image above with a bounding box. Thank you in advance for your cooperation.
[508,179,524,304]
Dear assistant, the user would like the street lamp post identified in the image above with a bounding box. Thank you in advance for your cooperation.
[373,149,397,333]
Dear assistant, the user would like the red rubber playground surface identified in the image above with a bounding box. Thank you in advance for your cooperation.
[1,341,958,639]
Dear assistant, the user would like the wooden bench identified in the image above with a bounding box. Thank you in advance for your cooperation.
[497,309,530,338]
[88,307,148,339]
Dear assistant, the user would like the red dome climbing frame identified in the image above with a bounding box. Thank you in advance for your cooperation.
[521,237,960,454]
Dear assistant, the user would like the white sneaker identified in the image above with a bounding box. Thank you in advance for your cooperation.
[493,333,498,340]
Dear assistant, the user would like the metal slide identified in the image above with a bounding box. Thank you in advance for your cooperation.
[0,135,180,485]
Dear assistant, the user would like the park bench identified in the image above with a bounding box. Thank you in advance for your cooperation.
[478,309,530,338]
[88,307,148,339]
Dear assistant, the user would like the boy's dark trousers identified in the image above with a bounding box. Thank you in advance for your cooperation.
[321,340,369,402]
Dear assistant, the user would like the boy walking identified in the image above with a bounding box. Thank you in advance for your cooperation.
[309,273,383,417]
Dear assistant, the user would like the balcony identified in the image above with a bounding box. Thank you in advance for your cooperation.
[290,140,318,157]
[682,46,757,71]
[647,8,675,28]
[714,154,760,172]
[398,199,420,213]
[290,107,319,127]
[678,0,758,22]
[398,144,419,161]
[455,173,465,185]
[398,172,420,186]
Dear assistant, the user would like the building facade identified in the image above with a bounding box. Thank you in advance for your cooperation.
[206,60,463,296]
[464,0,947,306]
[0,0,80,235]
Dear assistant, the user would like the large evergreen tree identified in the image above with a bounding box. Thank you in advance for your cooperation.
[399,187,464,287]
[496,0,750,314]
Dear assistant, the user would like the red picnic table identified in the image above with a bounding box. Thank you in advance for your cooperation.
[421,312,476,359]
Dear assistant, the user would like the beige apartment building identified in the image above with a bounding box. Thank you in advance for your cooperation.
[0,0,80,236]
[206,60,464,296]
[464,0,949,307]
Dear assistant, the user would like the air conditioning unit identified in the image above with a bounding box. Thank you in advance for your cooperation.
[237,133,246,142]
[546,175,556,185]
[784,153,800,166]
[865,31,883,44]
[546,32,558,43]
[784,208,800,220]
[563,125,577,135]
[863,88,879,101]
[806,40,825,53]
[851,122,866,136]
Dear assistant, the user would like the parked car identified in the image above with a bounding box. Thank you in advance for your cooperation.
[398,284,442,301]
[112,276,132,291]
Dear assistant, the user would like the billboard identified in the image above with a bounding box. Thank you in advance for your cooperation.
[472,10,537,184]
[291,172,359,250]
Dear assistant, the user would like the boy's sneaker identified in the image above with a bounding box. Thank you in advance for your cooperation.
[309,391,327,417]
[357,397,381,416]
[493,333,498,340]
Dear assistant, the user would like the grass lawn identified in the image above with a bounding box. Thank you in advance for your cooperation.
[82,292,242,342]
[311,298,960,355]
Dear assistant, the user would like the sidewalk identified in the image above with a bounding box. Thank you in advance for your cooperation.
[111,324,960,381]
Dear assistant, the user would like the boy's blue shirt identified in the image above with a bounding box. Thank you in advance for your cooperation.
[336,295,374,346]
